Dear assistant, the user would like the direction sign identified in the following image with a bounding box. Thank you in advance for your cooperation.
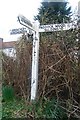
[17,14,35,31]
[39,23,76,32]
[18,14,32,27]
[10,27,27,35]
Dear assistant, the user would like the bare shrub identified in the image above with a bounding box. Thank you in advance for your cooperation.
[2,28,80,118]
[3,35,32,100]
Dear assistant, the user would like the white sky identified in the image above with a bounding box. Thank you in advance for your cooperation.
[0,0,79,42]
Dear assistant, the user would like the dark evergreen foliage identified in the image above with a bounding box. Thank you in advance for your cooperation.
[35,1,72,24]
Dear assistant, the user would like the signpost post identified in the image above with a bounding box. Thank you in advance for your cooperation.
[10,14,77,100]
[17,15,39,100]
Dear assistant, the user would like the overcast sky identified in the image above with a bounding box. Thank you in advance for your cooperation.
[0,0,79,42]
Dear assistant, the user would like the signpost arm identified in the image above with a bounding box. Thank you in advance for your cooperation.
[18,16,35,31]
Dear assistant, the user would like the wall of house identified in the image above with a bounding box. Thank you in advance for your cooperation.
[0,39,16,57]
[3,48,16,57]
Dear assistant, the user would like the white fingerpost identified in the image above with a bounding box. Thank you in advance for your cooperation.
[11,14,77,101]
[31,22,39,100]
[17,15,40,100]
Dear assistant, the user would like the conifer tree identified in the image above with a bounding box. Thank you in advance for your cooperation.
[35,0,72,24]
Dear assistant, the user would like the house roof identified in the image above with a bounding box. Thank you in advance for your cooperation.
[3,41,16,49]
[0,41,16,49]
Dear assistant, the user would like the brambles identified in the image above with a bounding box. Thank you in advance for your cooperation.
[2,27,80,119]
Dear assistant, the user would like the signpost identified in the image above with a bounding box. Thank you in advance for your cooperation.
[17,15,39,100]
[10,14,77,100]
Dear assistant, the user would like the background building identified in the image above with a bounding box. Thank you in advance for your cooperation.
[0,38,16,57]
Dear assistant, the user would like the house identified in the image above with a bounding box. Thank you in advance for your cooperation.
[0,38,16,57]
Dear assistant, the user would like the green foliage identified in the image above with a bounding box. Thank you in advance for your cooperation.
[42,99,67,119]
[2,85,15,101]
[2,98,67,119]
[2,99,26,118]
[35,1,72,24]
[31,98,67,119]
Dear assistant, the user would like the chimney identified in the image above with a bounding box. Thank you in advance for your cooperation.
[0,38,3,49]
[78,1,80,18]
